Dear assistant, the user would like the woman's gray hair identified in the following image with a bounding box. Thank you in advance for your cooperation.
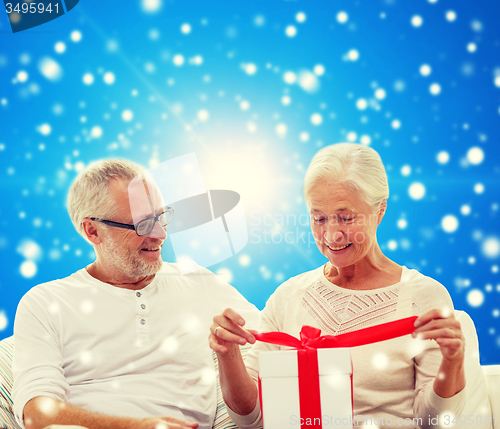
[304,143,389,210]
[67,159,144,241]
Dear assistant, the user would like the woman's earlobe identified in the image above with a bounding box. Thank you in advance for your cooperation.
[377,199,388,224]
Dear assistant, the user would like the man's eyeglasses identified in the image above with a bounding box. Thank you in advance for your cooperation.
[90,206,174,237]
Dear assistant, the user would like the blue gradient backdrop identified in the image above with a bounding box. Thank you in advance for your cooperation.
[0,0,499,364]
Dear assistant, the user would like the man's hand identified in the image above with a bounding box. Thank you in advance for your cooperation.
[138,416,198,429]
[23,396,199,429]
[209,308,258,355]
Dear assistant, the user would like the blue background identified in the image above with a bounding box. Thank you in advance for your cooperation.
[0,0,499,364]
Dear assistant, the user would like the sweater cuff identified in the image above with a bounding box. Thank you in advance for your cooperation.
[226,400,262,429]
[430,386,467,410]
[428,385,467,417]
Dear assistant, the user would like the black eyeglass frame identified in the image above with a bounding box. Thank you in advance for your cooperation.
[89,206,174,237]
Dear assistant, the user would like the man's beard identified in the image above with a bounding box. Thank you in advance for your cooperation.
[100,233,163,279]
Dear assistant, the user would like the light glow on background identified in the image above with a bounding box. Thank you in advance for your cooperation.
[201,144,284,211]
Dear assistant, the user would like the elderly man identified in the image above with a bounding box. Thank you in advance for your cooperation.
[12,159,259,429]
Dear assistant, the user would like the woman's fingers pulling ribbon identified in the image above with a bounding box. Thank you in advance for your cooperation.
[412,308,465,362]
[209,308,258,354]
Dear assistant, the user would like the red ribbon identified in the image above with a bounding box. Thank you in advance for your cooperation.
[255,316,418,429]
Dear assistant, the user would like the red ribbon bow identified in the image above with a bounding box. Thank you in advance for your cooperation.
[255,316,418,429]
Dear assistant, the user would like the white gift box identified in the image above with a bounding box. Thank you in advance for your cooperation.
[259,348,353,429]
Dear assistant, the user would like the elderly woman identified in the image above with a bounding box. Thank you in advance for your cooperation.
[210,143,466,429]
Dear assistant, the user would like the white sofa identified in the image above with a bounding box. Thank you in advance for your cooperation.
[484,365,500,429]
[0,337,244,429]
[455,311,499,429]
[1,311,498,429]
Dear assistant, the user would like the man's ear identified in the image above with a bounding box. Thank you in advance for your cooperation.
[82,218,102,245]
[377,199,388,225]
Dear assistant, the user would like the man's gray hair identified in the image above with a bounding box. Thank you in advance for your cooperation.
[304,143,389,210]
[67,159,144,241]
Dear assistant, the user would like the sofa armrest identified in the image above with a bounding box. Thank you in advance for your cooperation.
[0,336,22,429]
[482,365,500,429]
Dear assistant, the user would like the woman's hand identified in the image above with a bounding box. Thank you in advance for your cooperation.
[413,308,465,362]
[209,309,261,416]
[209,308,258,354]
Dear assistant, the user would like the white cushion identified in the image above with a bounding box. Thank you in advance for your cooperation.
[482,365,500,429]
[455,310,493,429]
